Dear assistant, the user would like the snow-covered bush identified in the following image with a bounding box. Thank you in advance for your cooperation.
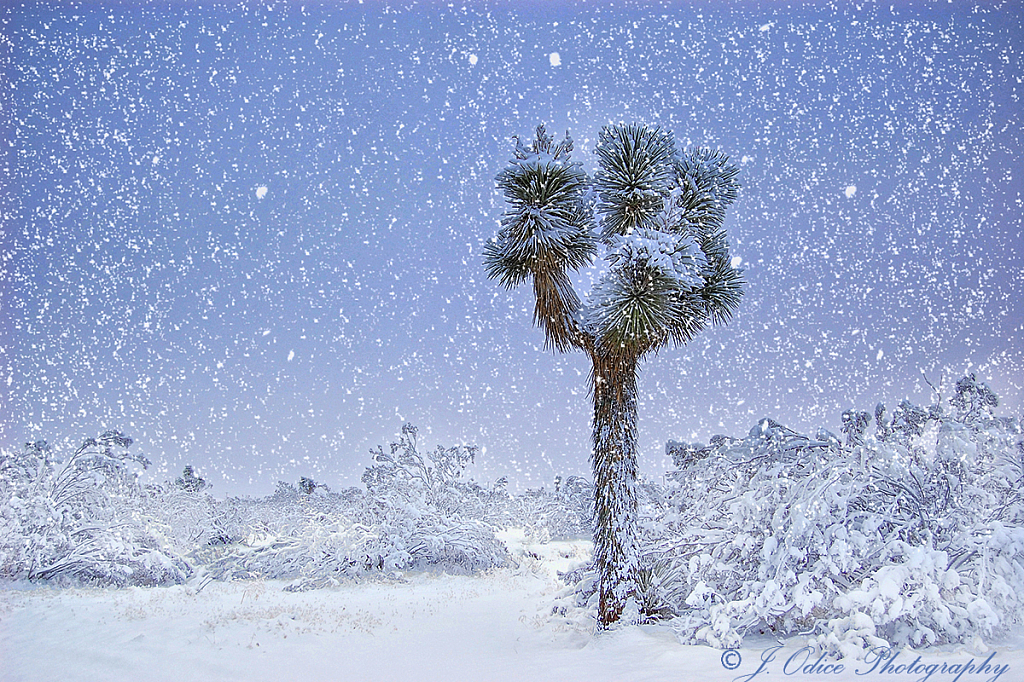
[0,432,189,586]
[135,481,232,553]
[361,422,478,519]
[1,421,597,589]
[514,476,594,542]
[203,501,507,586]
[360,422,592,540]
[642,379,1024,654]
[197,425,510,584]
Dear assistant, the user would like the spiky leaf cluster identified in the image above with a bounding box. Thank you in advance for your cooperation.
[587,227,708,356]
[673,147,740,237]
[673,148,744,326]
[484,125,595,289]
[594,124,677,240]
[585,127,744,359]
[588,260,701,356]
[484,125,597,350]
[484,122,745,361]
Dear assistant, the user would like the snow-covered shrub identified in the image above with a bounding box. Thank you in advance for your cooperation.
[200,425,509,583]
[841,410,872,447]
[361,422,593,539]
[0,433,189,586]
[643,380,1024,654]
[203,502,507,585]
[135,482,230,553]
[195,494,509,584]
[298,476,322,495]
[512,476,594,542]
[951,372,1000,423]
[362,422,478,519]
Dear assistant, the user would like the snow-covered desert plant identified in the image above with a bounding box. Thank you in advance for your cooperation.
[643,379,1024,655]
[0,432,189,586]
[514,476,594,542]
[361,422,478,519]
[197,425,509,584]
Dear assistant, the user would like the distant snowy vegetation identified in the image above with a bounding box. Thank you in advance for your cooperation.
[1,375,1021,655]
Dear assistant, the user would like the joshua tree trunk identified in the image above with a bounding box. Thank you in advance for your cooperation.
[590,350,642,627]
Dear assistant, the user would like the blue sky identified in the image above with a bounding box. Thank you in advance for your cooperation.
[2,1,1021,495]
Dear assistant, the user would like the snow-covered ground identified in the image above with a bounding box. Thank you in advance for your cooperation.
[2,534,1021,682]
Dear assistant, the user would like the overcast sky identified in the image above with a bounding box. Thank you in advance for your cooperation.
[2,1,1021,496]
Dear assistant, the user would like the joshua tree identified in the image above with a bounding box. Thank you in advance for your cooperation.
[484,123,744,626]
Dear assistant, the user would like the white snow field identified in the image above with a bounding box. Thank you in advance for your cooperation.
[2,534,1021,682]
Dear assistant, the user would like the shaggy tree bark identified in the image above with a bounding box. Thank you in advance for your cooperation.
[589,351,641,624]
